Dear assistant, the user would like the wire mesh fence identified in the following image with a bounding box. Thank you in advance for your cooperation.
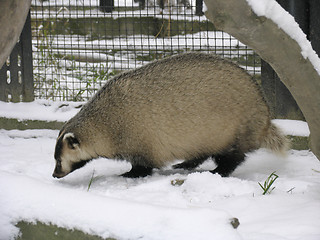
[31,0,261,101]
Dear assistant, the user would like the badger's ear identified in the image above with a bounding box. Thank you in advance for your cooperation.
[63,133,80,149]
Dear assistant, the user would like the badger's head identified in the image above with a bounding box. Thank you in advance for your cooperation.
[53,132,92,178]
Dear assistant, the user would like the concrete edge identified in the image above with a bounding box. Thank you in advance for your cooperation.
[16,221,115,240]
[0,117,64,130]
[287,135,309,151]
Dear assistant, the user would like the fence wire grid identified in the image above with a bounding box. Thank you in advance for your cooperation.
[31,0,261,101]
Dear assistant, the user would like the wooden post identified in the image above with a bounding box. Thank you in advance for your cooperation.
[0,0,31,68]
[0,11,34,102]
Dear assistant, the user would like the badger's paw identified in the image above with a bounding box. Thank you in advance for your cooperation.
[121,165,153,178]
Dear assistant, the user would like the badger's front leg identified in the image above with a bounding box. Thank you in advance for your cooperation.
[120,155,154,178]
[121,164,153,178]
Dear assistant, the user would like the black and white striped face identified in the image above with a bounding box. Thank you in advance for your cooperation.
[53,132,91,178]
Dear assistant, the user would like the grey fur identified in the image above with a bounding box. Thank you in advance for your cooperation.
[53,52,288,178]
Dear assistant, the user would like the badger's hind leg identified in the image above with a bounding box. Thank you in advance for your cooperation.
[211,148,246,177]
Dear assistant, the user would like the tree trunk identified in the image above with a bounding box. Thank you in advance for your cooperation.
[204,0,320,160]
[0,0,31,68]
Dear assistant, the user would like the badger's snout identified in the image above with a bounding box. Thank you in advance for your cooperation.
[52,158,92,178]
[52,161,68,178]
[52,171,67,179]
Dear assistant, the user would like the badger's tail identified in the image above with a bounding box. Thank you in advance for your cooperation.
[261,123,289,156]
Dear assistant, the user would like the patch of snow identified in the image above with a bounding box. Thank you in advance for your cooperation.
[272,119,309,137]
[0,129,319,239]
[0,100,82,122]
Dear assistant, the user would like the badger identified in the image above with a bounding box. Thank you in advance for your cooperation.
[53,52,288,179]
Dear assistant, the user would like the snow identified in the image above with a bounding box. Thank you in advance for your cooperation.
[246,0,320,75]
[0,171,239,240]
[272,119,310,137]
[0,104,319,239]
[0,100,83,122]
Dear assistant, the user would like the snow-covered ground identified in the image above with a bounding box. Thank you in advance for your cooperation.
[0,101,319,240]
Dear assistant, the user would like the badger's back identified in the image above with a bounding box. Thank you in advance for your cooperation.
[75,52,281,167]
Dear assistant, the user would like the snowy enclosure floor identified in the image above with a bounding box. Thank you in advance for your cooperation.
[0,128,320,240]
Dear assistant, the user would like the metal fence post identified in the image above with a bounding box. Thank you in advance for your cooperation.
[195,0,204,16]
[100,0,114,13]
[309,0,320,55]
[261,0,317,120]
[0,61,6,101]
[134,0,146,9]
[21,11,34,102]
[0,11,33,102]
[158,0,164,9]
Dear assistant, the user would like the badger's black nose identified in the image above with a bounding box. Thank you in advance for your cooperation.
[52,168,66,178]
[52,172,62,178]
[53,159,65,178]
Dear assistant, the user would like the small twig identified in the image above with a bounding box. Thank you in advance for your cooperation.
[87,170,95,192]
[287,187,295,194]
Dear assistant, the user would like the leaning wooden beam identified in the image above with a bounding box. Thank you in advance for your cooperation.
[0,0,31,68]
[204,0,320,160]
